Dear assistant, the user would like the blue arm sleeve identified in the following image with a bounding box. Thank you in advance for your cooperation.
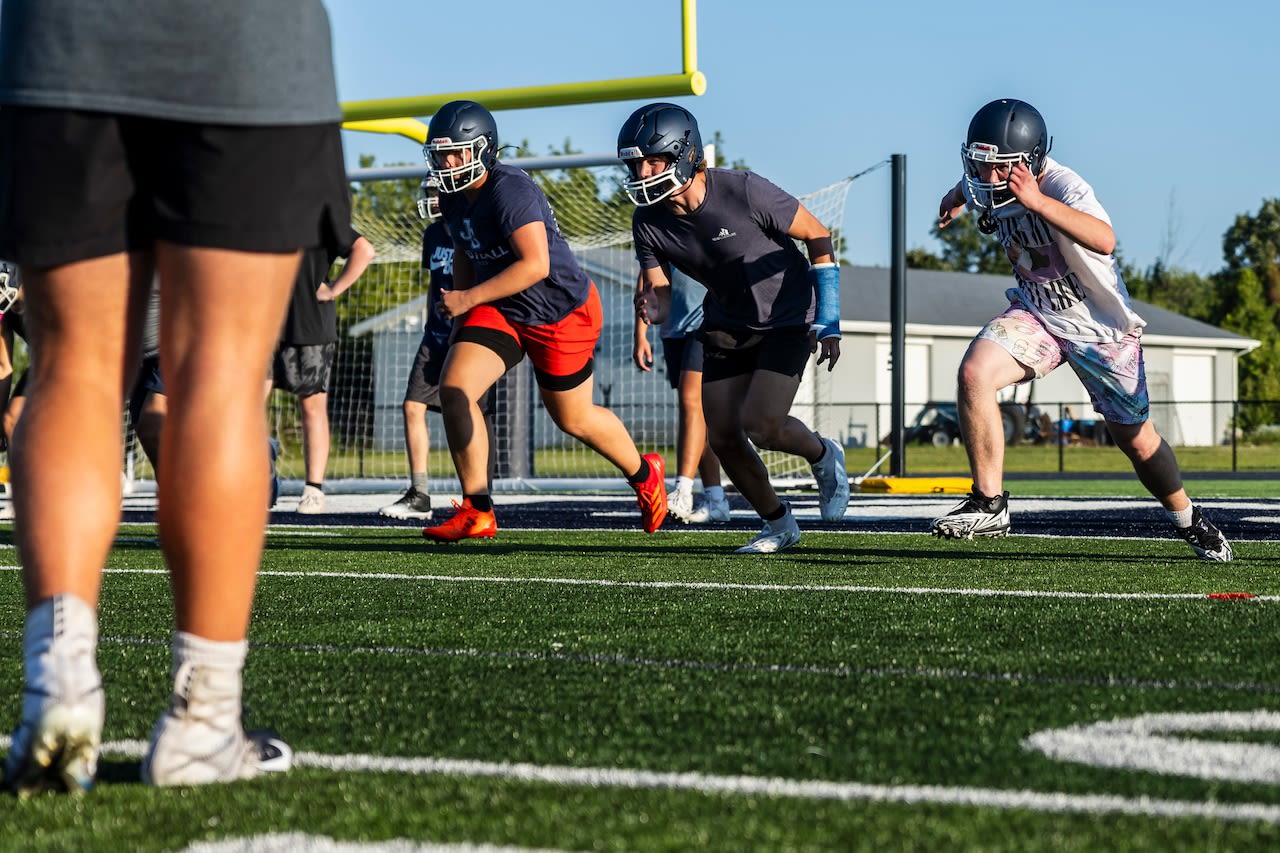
[808,262,841,340]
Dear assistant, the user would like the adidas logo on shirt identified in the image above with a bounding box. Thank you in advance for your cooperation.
[712,227,737,242]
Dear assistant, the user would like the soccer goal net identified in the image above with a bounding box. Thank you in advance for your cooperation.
[122,159,855,492]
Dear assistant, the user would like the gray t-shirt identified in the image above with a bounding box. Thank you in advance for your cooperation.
[632,168,813,333]
[0,0,340,124]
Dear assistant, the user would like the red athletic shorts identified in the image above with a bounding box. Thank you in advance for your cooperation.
[454,282,602,392]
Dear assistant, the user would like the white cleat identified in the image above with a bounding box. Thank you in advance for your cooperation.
[930,490,1011,540]
[811,435,849,521]
[735,505,801,554]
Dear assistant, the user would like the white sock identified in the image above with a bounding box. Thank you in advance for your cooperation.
[675,476,694,497]
[172,631,247,676]
[24,593,98,663]
[1166,505,1195,528]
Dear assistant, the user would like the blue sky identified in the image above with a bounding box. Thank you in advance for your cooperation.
[324,0,1275,276]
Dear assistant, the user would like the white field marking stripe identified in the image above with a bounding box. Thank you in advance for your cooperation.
[2,565,1272,602]
[1,736,1272,825]
[1026,710,1280,784]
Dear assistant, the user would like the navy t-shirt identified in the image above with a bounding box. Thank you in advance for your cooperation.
[631,168,813,333]
[421,220,454,354]
[279,224,358,346]
[438,162,590,326]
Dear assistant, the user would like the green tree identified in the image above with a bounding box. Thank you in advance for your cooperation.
[1215,267,1280,430]
[708,131,749,170]
[1123,259,1218,322]
[1222,198,1280,305]
[907,213,1008,273]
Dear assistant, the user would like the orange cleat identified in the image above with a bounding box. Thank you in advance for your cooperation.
[421,498,498,542]
[632,452,668,533]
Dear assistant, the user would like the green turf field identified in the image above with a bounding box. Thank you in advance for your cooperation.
[3,524,1280,851]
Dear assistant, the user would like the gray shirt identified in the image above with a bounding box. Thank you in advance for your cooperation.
[632,168,813,333]
[0,0,340,124]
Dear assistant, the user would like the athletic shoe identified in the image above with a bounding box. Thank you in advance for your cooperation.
[267,438,281,510]
[668,489,696,523]
[687,493,732,524]
[735,504,801,554]
[811,435,849,522]
[141,664,292,787]
[379,487,433,520]
[930,489,1011,540]
[296,485,324,515]
[632,453,668,533]
[422,498,498,542]
[0,501,12,521]
[3,597,105,797]
[1176,506,1233,562]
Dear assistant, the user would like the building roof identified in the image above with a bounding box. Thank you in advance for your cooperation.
[843,265,1256,348]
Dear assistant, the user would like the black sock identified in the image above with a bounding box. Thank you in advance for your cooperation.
[627,457,651,485]
[305,481,323,492]
[763,503,788,522]
[467,494,493,512]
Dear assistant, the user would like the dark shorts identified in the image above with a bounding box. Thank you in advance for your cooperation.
[700,326,811,384]
[273,342,335,397]
[0,107,350,266]
[127,353,166,427]
[454,282,602,393]
[661,333,704,390]
[403,333,496,414]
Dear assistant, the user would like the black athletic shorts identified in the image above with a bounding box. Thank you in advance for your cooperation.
[273,342,335,398]
[660,333,704,390]
[0,107,350,266]
[699,326,811,383]
[127,353,166,428]
[404,332,494,414]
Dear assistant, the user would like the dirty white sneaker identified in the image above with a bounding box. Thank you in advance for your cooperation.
[3,595,105,797]
[811,435,849,521]
[735,505,801,554]
[142,662,291,787]
[296,485,325,515]
[687,493,731,523]
[668,489,696,523]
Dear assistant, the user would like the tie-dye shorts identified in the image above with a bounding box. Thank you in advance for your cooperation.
[977,306,1149,424]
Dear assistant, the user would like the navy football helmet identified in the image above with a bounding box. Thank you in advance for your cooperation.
[416,175,441,222]
[424,100,498,193]
[616,102,704,206]
[962,99,1052,214]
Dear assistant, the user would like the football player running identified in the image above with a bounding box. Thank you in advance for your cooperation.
[931,98,1231,561]
[619,102,849,554]
[420,100,667,542]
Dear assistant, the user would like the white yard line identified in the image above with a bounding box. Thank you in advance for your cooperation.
[3,735,1276,826]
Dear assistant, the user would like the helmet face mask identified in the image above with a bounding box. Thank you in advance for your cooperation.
[424,100,498,194]
[962,99,1051,213]
[617,102,703,206]
[0,263,19,315]
[417,176,442,222]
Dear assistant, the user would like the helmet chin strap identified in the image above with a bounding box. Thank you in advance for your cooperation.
[978,209,998,234]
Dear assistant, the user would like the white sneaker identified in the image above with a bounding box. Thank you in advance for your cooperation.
[3,595,105,797]
[930,489,1011,539]
[687,493,731,523]
[296,485,325,514]
[735,505,801,554]
[668,489,696,523]
[0,501,12,521]
[142,664,292,787]
[811,436,849,521]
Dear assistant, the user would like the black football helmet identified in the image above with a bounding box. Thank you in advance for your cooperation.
[962,99,1052,214]
[424,100,498,193]
[416,175,441,222]
[616,102,704,206]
